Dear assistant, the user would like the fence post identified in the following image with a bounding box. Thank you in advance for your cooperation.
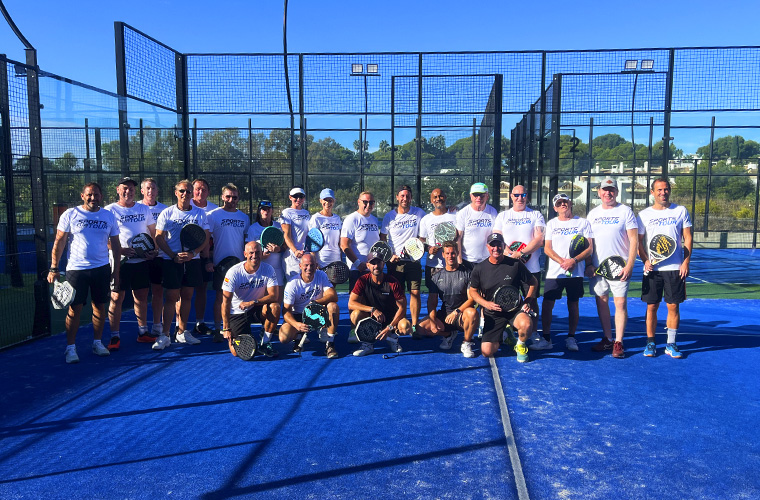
[492,74,502,210]
[704,116,715,236]
[661,48,675,179]
[175,52,190,179]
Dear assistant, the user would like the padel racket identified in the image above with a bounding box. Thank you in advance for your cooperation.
[508,241,531,263]
[305,227,325,252]
[217,255,240,276]
[303,301,329,331]
[596,255,626,280]
[433,221,457,246]
[356,317,383,343]
[400,238,425,261]
[51,279,75,310]
[231,333,257,361]
[180,223,206,253]
[323,261,349,285]
[131,232,156,258]
[260,225,285,249]
[565,234,588,277]
[644,234,677,275]
[369,241,393,263]
[493,285,522,313]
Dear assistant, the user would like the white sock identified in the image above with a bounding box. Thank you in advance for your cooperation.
[110,331,120,338]
[667,328,677,344]
[138,325,148,334]
[152,323,162,333]
[517,340,526,346]
[264,331,273,342]
[326,334,335,341]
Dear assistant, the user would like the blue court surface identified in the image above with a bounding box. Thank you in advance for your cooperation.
[1,292,759,499]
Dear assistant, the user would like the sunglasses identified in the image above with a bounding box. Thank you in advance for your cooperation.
[471,193,487,198]
[554,200,570,206]
[512,193,527,199]
[487,242,504,247]
[291,194,305,199]
[177,188,189,194]
[361,200,376,206]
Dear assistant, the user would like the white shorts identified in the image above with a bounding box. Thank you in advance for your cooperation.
[590,275,630,298]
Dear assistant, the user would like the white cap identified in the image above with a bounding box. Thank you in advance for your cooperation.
[289,187,305,196]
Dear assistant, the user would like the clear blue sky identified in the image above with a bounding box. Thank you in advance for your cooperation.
[1,0,759,92]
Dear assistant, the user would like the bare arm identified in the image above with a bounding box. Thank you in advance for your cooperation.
[47,230,69,283]
[316,287,338,305]
[680,226,693,279]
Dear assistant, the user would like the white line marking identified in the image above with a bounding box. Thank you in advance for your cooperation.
[489,357,530,500]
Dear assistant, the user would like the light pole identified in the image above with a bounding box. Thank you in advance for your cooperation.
[351,63,380,192]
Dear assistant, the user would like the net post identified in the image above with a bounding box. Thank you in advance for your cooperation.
[175,51,190,179]
[492,74,502,210]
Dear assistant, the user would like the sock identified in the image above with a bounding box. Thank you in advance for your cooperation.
[152,323,162,333]
[517,340,525,346]
[264,331,273,342]
[110,331,120,338]
[66,344,76,351]
[93,339,104,346]
[667,328,677,344]
[326,333,335,341]
[138,325,148,334]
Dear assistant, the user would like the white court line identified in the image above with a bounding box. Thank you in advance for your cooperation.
[489,356,530,500]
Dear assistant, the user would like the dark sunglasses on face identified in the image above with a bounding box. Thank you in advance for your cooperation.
[291,194,305,199]
[488,242,504,248]
[512,193,527,198]
[361,200,376,206]
[177,189,188,193]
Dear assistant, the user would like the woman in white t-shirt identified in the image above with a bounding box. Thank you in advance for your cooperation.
[309,188,343,268]
[247,200,285,301]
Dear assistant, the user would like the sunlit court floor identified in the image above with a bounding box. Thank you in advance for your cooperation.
[1,293,759,499]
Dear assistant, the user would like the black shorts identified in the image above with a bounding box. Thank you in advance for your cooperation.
[543,277,584,302]
[481,311,520,343]
[228,305,266,337]
[162,258,204,290]
[641,270,686,304]
[437,308,464,332]
[148,258,163,286]
[67,264,111,306]
[387,260,422,292]
[424,266,442,291]
[213,265,230,291]
[522,271,541,299]
[118,261,150,292]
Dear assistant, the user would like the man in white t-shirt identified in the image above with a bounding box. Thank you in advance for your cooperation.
[281,186,311,279]
[208,184,250,341]
[381,185,427,331]
[456,182,498,270]
[105,177,157,351]
[280,253,340,358]
[637,178,693,359]
[419,187,457,298]
[542,193,594,352]
[585,178,638,359]
[189,177,218,336]
[48,182,121,364]
[221,241,281,358]
[309,188,343,268]
[140,178,168,337]
[340,191,381,291]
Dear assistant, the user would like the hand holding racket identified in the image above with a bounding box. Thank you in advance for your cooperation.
[431,221,457,255]
[644,234,677,275]
[131,233,156,259]
[260,226,285,256]
[400,238,425,262]
[305,227,325,253]
[51,279,75,310]
[179,223,206,262]
[356,317,383,343]
[565,234,588,277]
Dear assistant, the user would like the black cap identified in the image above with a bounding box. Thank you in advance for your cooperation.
[118,177,137,187]
[487,233,505,246]
[367,250,384,263]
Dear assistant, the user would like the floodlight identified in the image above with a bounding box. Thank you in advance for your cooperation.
[351,63,363,74]
[624,60,638,70]
[367,64,379,74]
[641,59,654,70]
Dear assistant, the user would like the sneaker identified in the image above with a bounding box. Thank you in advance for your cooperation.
[529,337,552,351]
[665,343,683,359]
[259,341,279,358]
[152,335,171,350]
[171,327,179,343]
[347,329,360,344]
[325,341,338,359]
[92,342,110,357]
[176,330,201,345]
[386,333,402,353]
[212,330,225,343]
[353,342,374,357]
[137,332,159,343]
[502,327,517,348]
[591,337,614,352]
[293,337,304,354]
[565,336,579,352]
[643,341,656,357]
[461,341,477,358]
[612,341,625,358]
[515,343,529,363]
[107,336,121,351]
[318,328,330,343]
[439,331,457,350]
[194,322,210,335]
[411,325,423,340]
[65,346,79,364]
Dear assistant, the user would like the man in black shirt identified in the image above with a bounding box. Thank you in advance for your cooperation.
[469,233,537,362]
[415,242,479,357]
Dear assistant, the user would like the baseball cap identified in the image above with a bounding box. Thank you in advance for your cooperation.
[118,177,137,187]
[470,182,489,194]
[553,193,570,205]
[367,250,384,263]
[487,233,505,246]
[319,188,336,200]
[289,187,306,197]
[600,177,618,189]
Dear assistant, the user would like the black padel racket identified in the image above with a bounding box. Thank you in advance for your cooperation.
[180,223,206,253]
[596,255,626,280]
[305,227,325,253]
[303,301,329,331]
[493,285,522,313]
[433,221,457,246]
[131,232,156,258]
[565,234,588,277]
[323,261,349,285]
[232,333,258,361]
[369,241,393,263]
[217,255,240,276]
[356,317,383,343]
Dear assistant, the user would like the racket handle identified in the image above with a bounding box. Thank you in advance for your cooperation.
[298,332,308,349]
[565,270,572,277]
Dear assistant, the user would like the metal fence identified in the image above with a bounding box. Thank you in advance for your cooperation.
[2,23,760,347]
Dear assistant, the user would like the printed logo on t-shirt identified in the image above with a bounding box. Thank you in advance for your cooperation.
[119,213,146,224]
[466,218,492,228]
[75,219,108,229]
[647,217,678,227]
[221,219,246,227]
[390,219,419,230]
[591,216,620,225]
[239,277,267,290]
[358,223,379,232]
[320,222,341,231]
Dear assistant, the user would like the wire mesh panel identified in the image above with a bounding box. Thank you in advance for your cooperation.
[122,25,178,111]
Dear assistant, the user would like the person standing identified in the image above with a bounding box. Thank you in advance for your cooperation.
[637,178,693,358]
[455,182,498,270]
[140,178,168,337]
[247,200,285,302]
[340,191,381,292]
[189,177,218,336]
[309,188,343,269]
[281,186,311,280]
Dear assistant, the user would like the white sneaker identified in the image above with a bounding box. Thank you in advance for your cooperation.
[348,329,360,344]
[152,335,171,350]
[386,333,402,353]
[566,337,579,352]
[92,342,110,357]
[461,341,477,358]
[529,337,553,351]
[439,331,457,350]
[176,330,201,345]
[352,342,374,357]
[65,346,79,364]
[318,327,329,343]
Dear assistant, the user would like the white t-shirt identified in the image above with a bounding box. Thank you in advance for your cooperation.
[280,208,311,274]
[142,200,168,225]
[247,221,284,275]
[191,199,218,213]
[419,212,457,269]
[309,213,343,267]
[283,270,333,314]
[545,216,594,279]
[493,207,546,273]
[456,204,498,264]
[381,206,426,259]
[105,202,154,264]
[222,262,277,315]
[57,206,119,270]
[155,205,210,259]
[637,203,692,272]
[587,203,638,267]
[340,212,381,270]
[208,208,249,265]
